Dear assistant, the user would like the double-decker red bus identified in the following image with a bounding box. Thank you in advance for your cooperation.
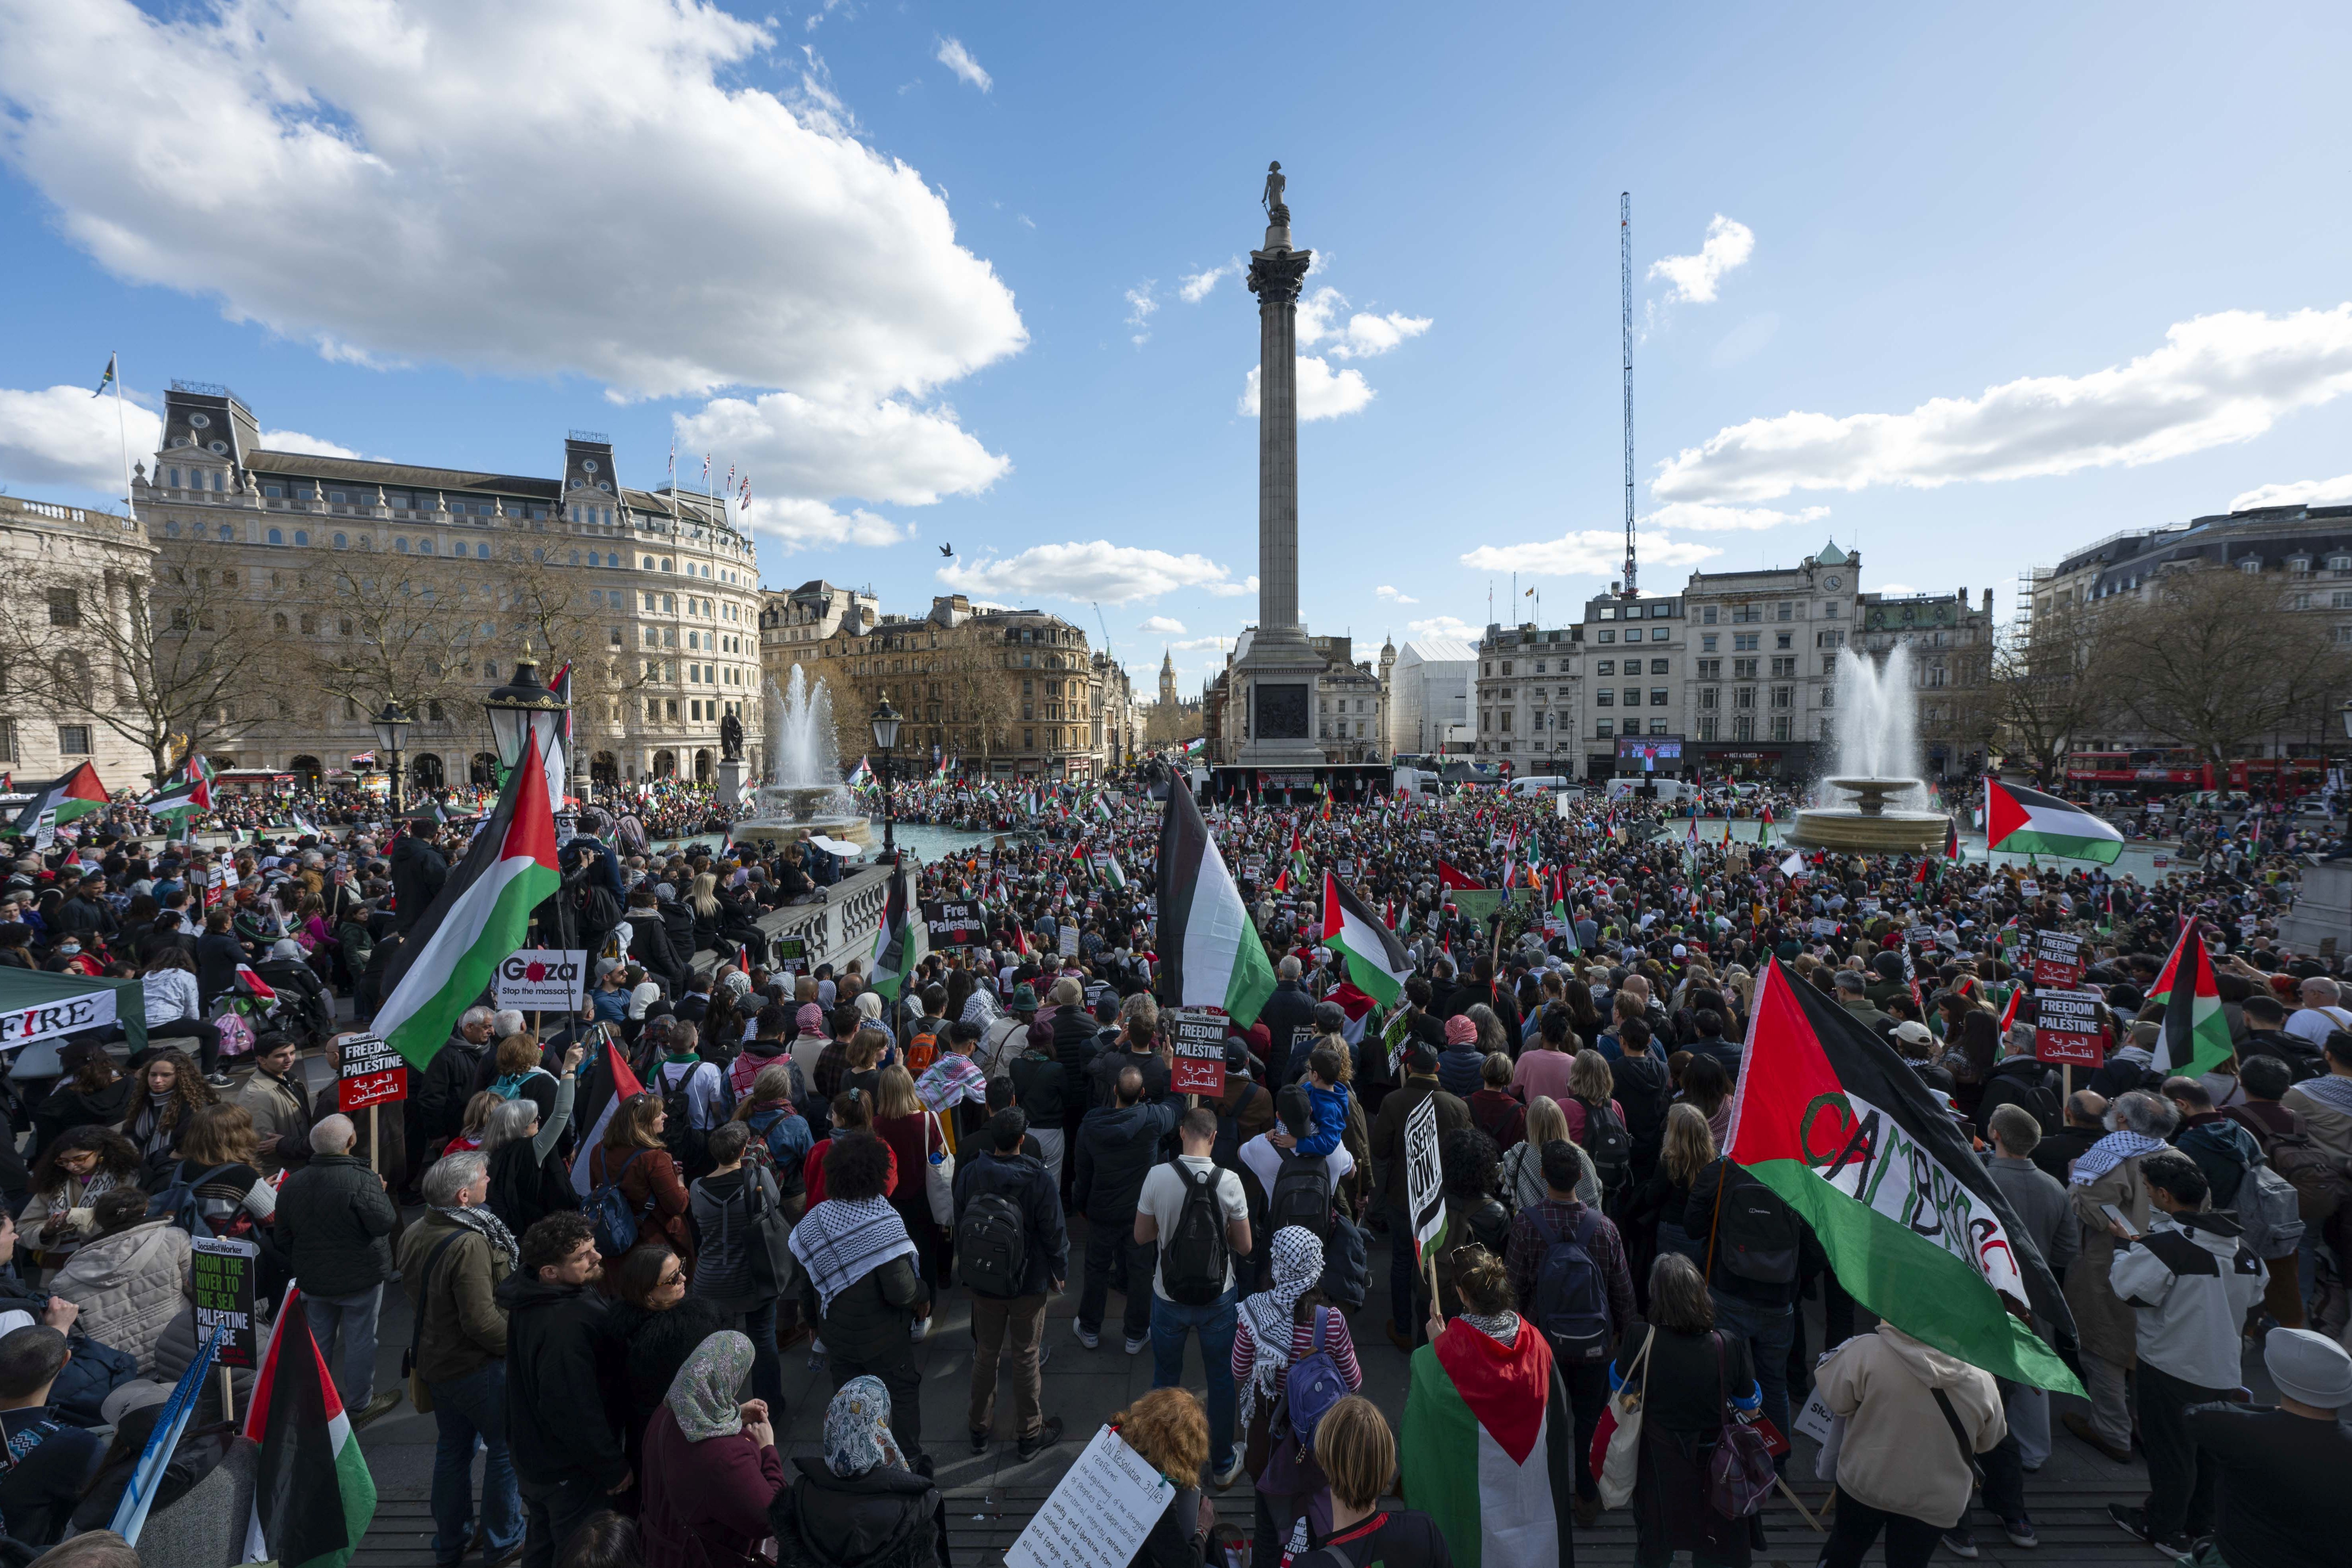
[2065,749,2327,797]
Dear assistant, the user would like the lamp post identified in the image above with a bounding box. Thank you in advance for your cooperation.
[484,651,571,782]
[870,693,902,862]
[370,701,411,818]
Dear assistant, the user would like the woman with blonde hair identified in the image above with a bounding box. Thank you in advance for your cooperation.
[1500,1097,1597,1213]
[869,1064,948,1327]
[1309,1396,1450,1566]
[1111,1388,1216,1566]
[163,1102,277,1242]
[1629,1101,1716,1267]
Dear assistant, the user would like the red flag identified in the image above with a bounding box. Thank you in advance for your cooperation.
[1437,861,1479,892]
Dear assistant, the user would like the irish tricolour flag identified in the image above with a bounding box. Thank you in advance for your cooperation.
[1400,1318,1574,1568]
[374,731,561,1071]
[1155,785,1277,1026]
[1985,779,2122,864]
[1321,870,1410,1006]
[1728,959,2081,1392]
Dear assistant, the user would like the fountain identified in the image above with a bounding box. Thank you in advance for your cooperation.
[728,666,874,850]
[1785,644,1952,854]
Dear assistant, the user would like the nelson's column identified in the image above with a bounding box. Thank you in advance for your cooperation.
[1230,161,1329,767]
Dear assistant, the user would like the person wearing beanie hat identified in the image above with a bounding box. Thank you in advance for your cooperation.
[2177,1327,2352,1568]
[1435,1013,1484,1100]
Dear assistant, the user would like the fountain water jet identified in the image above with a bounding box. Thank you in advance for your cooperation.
[729,665,873,850]
[1785,644,1951,854]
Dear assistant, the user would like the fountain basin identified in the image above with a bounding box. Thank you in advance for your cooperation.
[1786,775,1950,854]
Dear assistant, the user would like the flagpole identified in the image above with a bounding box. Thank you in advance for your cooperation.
[112,353,136,522]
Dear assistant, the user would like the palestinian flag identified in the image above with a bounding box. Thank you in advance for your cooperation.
[846,756,873,790]
[243,1290,376,1568]
[1551,898,1580,953]
[546,661,575,808]
[1945,816,1962,860]
[1400,1322,1574,1568]
[1985,779,2122,864]
[1727,959,2080,1392]
[570,1035,648,1194]
[1289,831,1311,885]
[2149,921,2232,1080]
[143,775,211,818]
[1156,785,1278,1026]
[373,732,561,1072]
[1322,870,1411,1005]
[870,869,923,1003]
[1327,980,1376,1047]
[10,762,107,834]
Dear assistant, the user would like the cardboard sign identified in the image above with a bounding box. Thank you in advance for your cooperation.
[2033,988,2103,1068]
[2030,930,2085,990]
[553,811,578,848]
[1170,1008,1227,1097]
[1383,1007,1412,1079]
[190,1236,260,1369]
[337,1032,408,1112]
[493,949,587,1012]
[1794,1386,1838,1445]
[1059,926,1080,957]
[2018,879,2042,898]
[923,900,986,948]
[1406,1094,1445,1264]
[1004,1422,1178,1568]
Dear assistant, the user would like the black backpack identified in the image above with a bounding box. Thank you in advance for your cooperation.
[1707,1162,1798,1286]
[1527,1206,1612,1363]
[956,1188,1029,1298]
[1160,1161,1231,1306]
[1266,1148,1334,1243]
[658,1060,707,1171]
[1577,1098,1632,1197]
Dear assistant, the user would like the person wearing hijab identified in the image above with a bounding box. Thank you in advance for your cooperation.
[770,1377,947,1568]
[639,1331,784,1568]
[1232,1227,1362,1567]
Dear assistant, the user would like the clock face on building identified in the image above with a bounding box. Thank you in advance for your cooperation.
[583,459,599,474]
[188,413,210,429]
[1823,575,1841,588]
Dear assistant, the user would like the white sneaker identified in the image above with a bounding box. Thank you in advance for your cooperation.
[1123,1334,1149,1356]
[1073,1322,1100,1350]
[1212,1447,1245,1490]
[910,1316,931,1344]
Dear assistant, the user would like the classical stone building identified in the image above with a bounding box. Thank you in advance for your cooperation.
[136,381,762,790]
[762,591,1113,781]
[0,495,159,789]
[1143,650,1206,748]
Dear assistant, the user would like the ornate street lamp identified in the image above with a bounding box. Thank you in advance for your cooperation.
[370,701,411,817]
[871,693,901,860]
[484,651,569,777]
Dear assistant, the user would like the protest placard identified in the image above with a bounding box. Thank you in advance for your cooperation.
[923,900,986,948]
[2034,988,2103,1068]
[1004,1423,1178,1568]
[2030,929,2086,990]
[492,949,587,1012]
[1170,1008,1227,1097]
[190,1237,260,1368]
[1406,1095,1445,1263]
[337,1032,408,1113]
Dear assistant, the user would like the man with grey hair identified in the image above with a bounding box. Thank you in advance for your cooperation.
[275,1112,402,1427]
[419,1006,499,1158]
[1256,955,1315,1080]
[2062,1089,2178,1462]
[1983,1103,2075,1476]
[400,1151,522,1564]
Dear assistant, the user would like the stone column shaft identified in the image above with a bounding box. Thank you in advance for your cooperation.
[1248,247,1312,639]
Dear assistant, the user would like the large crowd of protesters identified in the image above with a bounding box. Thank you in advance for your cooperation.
[0,756,2344,1568]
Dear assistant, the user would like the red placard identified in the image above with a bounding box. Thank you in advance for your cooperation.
[2030,930,2086,990]
[338,1032,410,1112]
[2033,988,2102,1067]
[1170,1007,1228,1098]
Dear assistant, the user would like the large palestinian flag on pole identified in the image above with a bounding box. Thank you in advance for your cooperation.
[374,731,561,1071]
[10,762,107,834]
[1156,784,1278,1026]
[1321,870,1411,1005]
[869,868,923,1003]
[1984,779,2123,864]
[243,1290,376,1568]
[1726,958,2081,1392]
[1400,1322,1574,1568]
[2149,920,2233,1080]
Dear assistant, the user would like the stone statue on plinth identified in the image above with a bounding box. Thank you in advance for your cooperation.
[720,710,744,763]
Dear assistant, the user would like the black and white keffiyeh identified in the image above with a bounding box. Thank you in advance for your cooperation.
[2070,1130,2165,1187]
[788,1195,917,1313]
[1237,1227,1324,1432]
[436,1204,519,1269]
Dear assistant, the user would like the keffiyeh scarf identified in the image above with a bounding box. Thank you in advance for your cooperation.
[1237,1227,1325,1432]
[2295,1075,2352,1118]
[916,1053,987,1112]
[1460,1309,1521,1347]
[435,1204,519,1269]
[2071,1130,2166,1186]
[787,1194,917,1314]
[824,1375,908,1478]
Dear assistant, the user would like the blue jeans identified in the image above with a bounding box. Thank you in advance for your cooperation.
[1708,1288,1793,1446]
[1149,1285,1240,1481]
[734,1298,785,1416]
[428,1361,521,1565]
[303,1284,383,1409]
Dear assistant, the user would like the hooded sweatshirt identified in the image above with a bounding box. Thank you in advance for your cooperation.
[2109,1208,2267,1389]
[1816,1322,2005,1529]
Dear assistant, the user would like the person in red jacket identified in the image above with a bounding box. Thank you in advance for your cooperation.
[639,1331,784,1568]
[800,1090,898,1208]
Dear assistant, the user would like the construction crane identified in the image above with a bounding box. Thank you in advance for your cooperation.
[1092,602,1113,662]
[1620,191,1637,599]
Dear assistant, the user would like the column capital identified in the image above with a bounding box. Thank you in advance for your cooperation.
[1247,248,1314,304]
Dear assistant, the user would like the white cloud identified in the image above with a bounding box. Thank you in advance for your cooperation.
[1200,575,1259,599]
[1125,281,1158,347]
[1655,305,2352,505]
[0,0,1025,404]
[1138,615,1186,634]
[743,495,902,555]
[1179,259,1241,303]
[1406,614,1477,639]
[1171,636,1229,651]
[1459,530,1722,577]
[1648,215,1754,306]
[1295,287,1432,360]
[259,428,364,459]
[1642,500,1829,532]
[673,392,1006,507]
[939,542,1242,604]
[2229,473,2352,511]
[933,35,990,92]
[1239,358,1374,421]
[1374,584,1418,603]
[0,384,160,491]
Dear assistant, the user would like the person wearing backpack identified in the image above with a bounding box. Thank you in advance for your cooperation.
[1504,1138,1635,1528]
[950,1107,1069,1462]
[2167,1075,2264,1211]
[651,1022,728,1183]
[1135,1107,1253,1489]
[1232,1227,1362,1567]
[1072,1066,1182,1355]
[689,1123,792,1418]
[1683,1153,1805,1448]
[1561,1049,1633,1205]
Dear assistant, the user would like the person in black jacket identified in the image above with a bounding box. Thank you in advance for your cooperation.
[625,888,684,997]
[1071,1068,1182,1354]
[951,1109,1069,1459]
[770,1378,948,1568]
[1255,960,1316,1082]
[1090,1000,1172,1107]
[193,907,245,1009]
[793,1135,930,1463]
[501,1212,629,1568]
[1009,1020,1071,1190]
[0,1325,106,1547]
[391,823,449,936]
[418,1006,499,1155]
[275,1113,402,1426]
[1683,1155,1804,1445]
[655,885,697,986]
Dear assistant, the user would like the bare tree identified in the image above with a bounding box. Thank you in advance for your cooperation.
[1992,597,2116,786]
[2093,566,2352,771]
[2,542,278,787]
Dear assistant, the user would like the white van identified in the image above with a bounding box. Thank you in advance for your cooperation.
[1605,776,1698,806]
[1507,775,1573,797]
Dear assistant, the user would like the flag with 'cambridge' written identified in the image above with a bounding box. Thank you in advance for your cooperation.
[1727,957,2081,1392]
[1985,779,2122,864]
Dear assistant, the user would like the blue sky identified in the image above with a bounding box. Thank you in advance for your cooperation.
[6,1,2352,690]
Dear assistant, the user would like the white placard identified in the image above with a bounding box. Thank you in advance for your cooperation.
[0,984,119,1051]
[1059,925,1080,957]
[1794,1385,1837,1445]
[492,948,588,1011]
[31,809,56,851]
[1004,1422,1177,1568]
[1406,1093,1444,1262]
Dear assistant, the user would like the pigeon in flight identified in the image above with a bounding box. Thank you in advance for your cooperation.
[939,543,954,557]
